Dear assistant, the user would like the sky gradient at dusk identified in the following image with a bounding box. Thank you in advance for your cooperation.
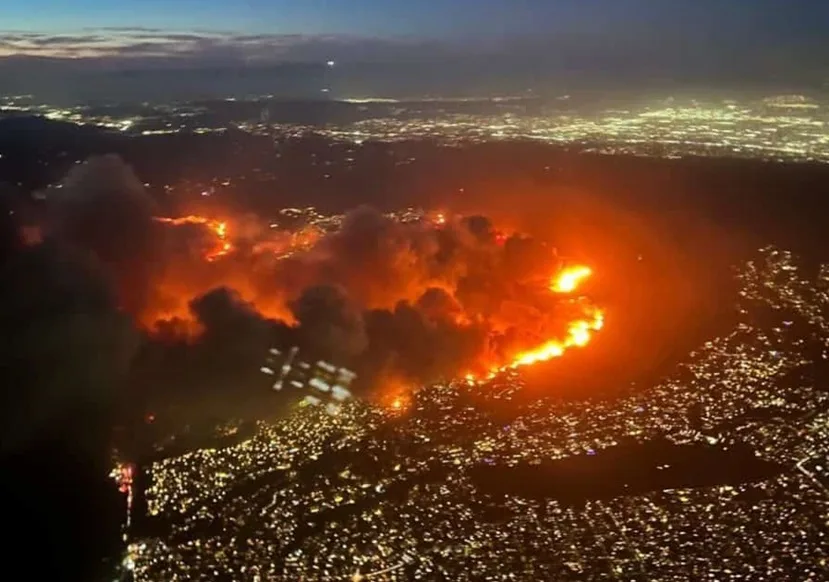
[1,0,827,81]
[8,0,712,36]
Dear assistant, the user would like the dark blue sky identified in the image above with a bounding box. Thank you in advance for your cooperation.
[11,0,657,36]
[4,0,826,38]
[2,0,827,73]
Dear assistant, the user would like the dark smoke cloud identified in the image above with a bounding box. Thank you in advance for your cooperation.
[299,205,437,307]
[260,207,571,387]
[130,286,288,417]
[49,154,159,313]
[0,185,138,582]
[141,204,571,393]
[191,287,265,337]
[416,286,465,323]
[0,154,581,452]
[290,285,369,360]
[361,300,490,385]
[186,288,280,388]
[7,158,580,419]
[462,214,495,242]
[0,229,137,460]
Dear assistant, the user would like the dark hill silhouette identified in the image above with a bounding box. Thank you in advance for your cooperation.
[470,440,783,505]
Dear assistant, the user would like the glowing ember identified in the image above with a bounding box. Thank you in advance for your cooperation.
[20,225,43,246]
[385,393,411,413]
[154,215,233,261]
[551,265,592,293]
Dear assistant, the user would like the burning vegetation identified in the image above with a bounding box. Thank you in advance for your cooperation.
[153,216,232,262]
[146,205,605,390]
[28,155,606,401]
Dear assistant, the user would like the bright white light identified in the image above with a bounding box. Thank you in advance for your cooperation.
[122,555,135,571]
[326,60,336,67]
[332,386,352,402]
[309,377,331,392]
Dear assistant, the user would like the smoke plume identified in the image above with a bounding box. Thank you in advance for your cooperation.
[18,157,601,409]
[0,177,139,582]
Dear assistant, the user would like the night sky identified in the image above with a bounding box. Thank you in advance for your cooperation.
[1,0,827,92]
[3,0,825,35]
[3,1,827,52]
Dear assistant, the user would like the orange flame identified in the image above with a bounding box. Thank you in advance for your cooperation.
[508,264,602,369]
[466,264,604,382]
[550,265,592,293]
[150,211,604,385]
[509,306,604,368]
[154,215,233,261]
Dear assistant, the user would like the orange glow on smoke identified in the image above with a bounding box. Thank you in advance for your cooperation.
[143,214,297,331]
[147,210,605,386]
[381,374,414,412]
[154,215,233,261]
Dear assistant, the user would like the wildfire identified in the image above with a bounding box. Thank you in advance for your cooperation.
[148,208,605,391]
[508,264,603,368]
[465,263,605,383]
[154,215,233,261]
[550,265,592,293]
[509,306,604,368]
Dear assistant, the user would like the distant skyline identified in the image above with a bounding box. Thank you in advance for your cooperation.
[2,1,828,70]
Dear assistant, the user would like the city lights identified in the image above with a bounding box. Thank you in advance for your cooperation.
[126,246,829,580]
